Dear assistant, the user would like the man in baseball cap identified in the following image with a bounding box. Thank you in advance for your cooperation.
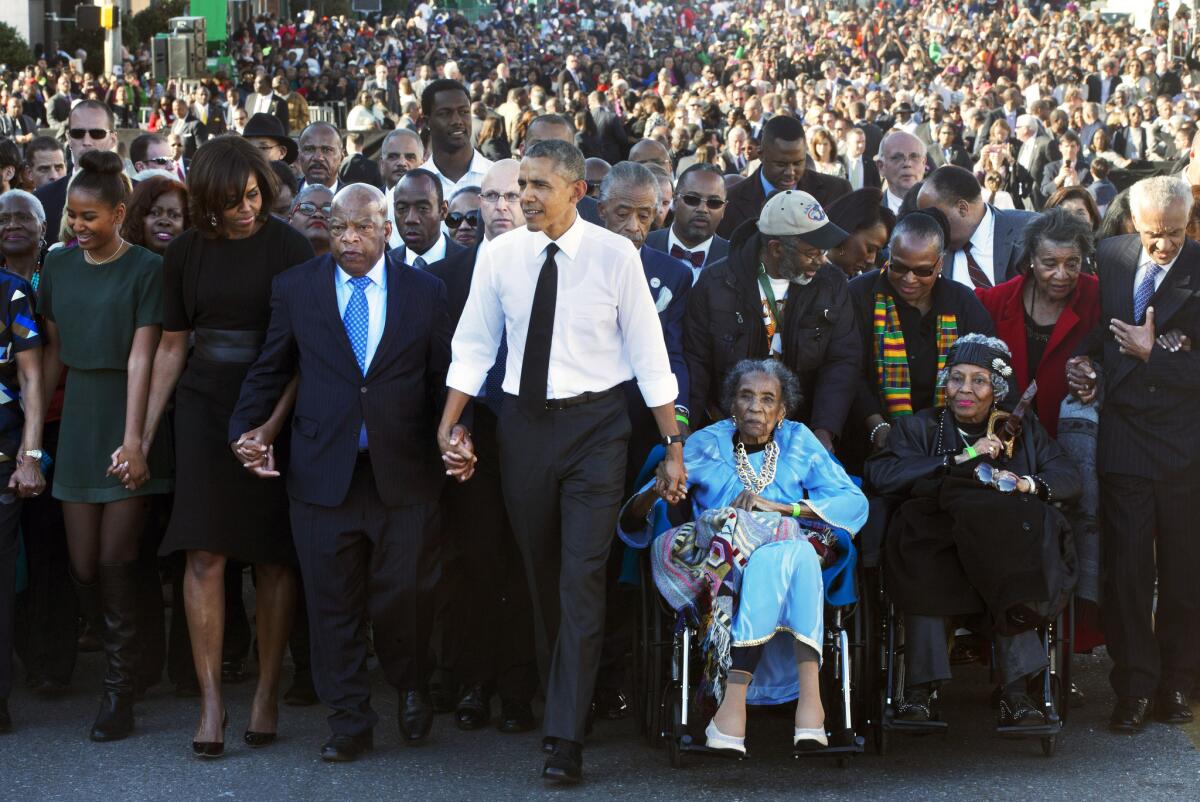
[684,188,859,452]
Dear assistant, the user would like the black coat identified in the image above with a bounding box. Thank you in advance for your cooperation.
[865,407,1080,629]
[683,220,861,434]
[716,166,852,240]
[591,106,630,165]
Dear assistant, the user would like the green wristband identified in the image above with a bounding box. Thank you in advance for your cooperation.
[964,445,977,460]
[791,502,802,517]
[675,413,689,426]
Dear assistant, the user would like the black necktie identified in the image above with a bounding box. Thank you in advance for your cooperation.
[519,243,559,416]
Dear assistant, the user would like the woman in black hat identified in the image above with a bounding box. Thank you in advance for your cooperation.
[140,137,314,757]
[864,333,1081,732]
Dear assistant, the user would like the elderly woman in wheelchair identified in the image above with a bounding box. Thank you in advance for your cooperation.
[619,359,868,755]
[864,334,1080,731]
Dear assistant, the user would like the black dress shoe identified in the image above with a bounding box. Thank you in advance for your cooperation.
[320,731,374,762]
[243,730,277,748]
[498,700,535,734]
[427,669,456,713]
[999,692,1045,728]
[455,685,489,731]
[399,690,433,745]
[591,687,629,721]
[542,739,583,784]
[1155,690,1194,724]
[1109,697,1151,733]
[897,688,936,722]
[0,698,11,734]
[283,670,318,707]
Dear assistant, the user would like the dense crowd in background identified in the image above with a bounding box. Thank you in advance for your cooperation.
[1,0,1200,786]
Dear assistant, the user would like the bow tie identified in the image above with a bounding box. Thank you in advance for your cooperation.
[671,243,705,268]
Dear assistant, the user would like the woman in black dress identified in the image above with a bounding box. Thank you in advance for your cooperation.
[143,137,314,757]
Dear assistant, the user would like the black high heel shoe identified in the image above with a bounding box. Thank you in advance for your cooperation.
[243,729,277,748]
[192,710,229,758]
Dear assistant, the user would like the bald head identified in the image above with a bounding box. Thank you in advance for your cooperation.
[630,139,673,175]
[330,184,391,275]
[876,130,926,197]
[480,158,523,239]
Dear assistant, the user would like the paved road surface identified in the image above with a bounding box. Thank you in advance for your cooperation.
[2,647,1198,801]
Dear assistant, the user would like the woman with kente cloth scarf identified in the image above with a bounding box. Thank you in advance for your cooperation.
[846,210,993,468]
[864,334,1080,731]
[619,360,867,755]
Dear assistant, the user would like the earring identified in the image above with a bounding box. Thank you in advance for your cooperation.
[208,213,218,227]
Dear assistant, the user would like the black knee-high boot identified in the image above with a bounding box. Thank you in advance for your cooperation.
[90,562,140,742]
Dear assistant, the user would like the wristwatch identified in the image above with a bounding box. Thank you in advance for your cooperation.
[22,449,44,461]
[662,434,686,448]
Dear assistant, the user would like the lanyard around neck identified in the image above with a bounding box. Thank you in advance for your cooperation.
[756,263,782,329]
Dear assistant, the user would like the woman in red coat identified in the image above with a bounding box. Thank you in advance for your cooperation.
[975,208,1099,437]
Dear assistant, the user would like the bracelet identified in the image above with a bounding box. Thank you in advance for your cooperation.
[675,413,689,426]
[963,445,977,460]
[791,502,803,517]
[868,421,891,444]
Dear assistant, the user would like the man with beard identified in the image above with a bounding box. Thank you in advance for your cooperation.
[390,168,465,269]
[645,163,731,284]
[684,191,861,447]
[297,122,345,193]
[287,184,334,257]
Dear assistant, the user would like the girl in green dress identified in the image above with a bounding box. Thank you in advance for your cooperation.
[39,149,172,742]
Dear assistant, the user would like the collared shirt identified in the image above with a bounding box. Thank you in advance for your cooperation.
[402,233,447,267]
[884,190,904,215]
[386,150,492,248]
[1134,247,1179,296]
[447,214,677,406]
[759,169,776,198]
[666,228,714,285]
[334,254,387,371]
[951,205,997,287]
[847,156,864,190]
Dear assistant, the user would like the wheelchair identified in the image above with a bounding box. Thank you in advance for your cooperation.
[860,497,1073,758]
[629,525,870,769]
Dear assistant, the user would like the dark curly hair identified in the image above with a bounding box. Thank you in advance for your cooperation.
[120,175,189,247]
[720,359,804,417]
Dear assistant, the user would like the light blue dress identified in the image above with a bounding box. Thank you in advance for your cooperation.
[646,419,868,704]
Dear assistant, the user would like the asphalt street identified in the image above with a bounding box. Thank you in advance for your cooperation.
[2,644,1199,801]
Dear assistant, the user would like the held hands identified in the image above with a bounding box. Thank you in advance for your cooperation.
[1156,328,1192,353]
[1110,307,1155,362]
[1065,355,1098,404]
[232,426,280,479]
[653,449,689,505]
[107,443,149,491]
[437,423,476,483]
[9,456,44,498]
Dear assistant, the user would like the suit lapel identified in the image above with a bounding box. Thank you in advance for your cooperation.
[1148,240,1199,326]
[365,251,414,380]
[1107,237,1152,390]
[991,208,1014,282]
[314,255,361,371]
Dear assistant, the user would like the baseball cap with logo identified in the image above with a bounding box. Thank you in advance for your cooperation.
[757,190,848,248]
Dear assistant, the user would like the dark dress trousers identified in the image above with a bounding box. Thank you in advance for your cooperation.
[230,250,452,736]
[1084,235,1200,699]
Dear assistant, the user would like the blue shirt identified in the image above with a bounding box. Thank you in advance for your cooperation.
[334,255,387,372]
[760,169,777,198]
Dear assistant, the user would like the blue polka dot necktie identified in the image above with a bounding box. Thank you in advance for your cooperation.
[343,275,372,374]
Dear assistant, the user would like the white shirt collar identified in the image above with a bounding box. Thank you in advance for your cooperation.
[667,228,713,256]
[530,212,585,261]
[420,150,492,183]
[885,190,904,213]
[335,253,386,287]
[970,204,996,252]
[1137,246,1180,276]
[414,233,447,265]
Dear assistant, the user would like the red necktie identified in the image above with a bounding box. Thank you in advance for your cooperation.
[962,242,991,288]
[670,243,705,268]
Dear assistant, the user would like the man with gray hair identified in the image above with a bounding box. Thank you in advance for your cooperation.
[231,183,453,760]
[439,140,685,784]
[1067,175,1200,734]
[1014,113,1048,180]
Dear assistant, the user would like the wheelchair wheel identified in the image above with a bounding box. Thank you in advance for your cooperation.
[665,691,684,769]
[1041,734,1057,757]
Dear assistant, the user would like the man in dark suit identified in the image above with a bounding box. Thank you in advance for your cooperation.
[928,123,972,169]
[717,115,852,239]
[243,72,291,134]
[168,98,209,160]
[916,165,1038,288]
[843,127,881,191]
[1040,131,1092,202]
[230,185,452,761]
[0,96,37,144]
[913,97,946,148]
[390,168,467,269]
[35,99,120,246]
[362,60,400,115]
[556,53,591,99]
[588,92,630,165]
[1067,176,1200,734]
[1151,52,1183,100]
[1086,58,1122,106]
[645,163,731,284]
[849,102,884,159]
[427,159,538,735]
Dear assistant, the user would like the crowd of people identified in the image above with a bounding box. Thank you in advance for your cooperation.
[0,0,1198,786]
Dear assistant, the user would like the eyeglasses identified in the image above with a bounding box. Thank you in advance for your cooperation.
[678,193,727,210]
[480,190,520,205]
[446,210,480,229]
[886,260,938,279]
[68,128,111,140]
[975,463,1018,493]
[884,153,925,166]
[144,157,173,167]
[295,202,332,216]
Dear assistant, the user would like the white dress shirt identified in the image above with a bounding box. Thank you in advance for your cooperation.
[884,190,904,215]
[951,205,997,288]
[399,233,447,267]
[1134,247,1178,296]
[448,215,678,406]
[386,150,492,248]
[666,229,713,285]
[334,254,387,371]
[847,156,865,190]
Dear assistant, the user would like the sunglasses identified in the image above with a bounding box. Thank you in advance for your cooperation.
[446,210,480,229]
[295,202,332,216]
[885,260,937,279]
[975,463,1018,493]
[679,193,727,210]
[69,128,111,140]
[144,157,173,167]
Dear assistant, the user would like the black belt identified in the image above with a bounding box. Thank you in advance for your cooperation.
[507,386,619,411]
[193,328,266,364]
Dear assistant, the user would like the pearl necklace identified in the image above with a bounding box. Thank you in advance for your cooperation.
[83,238,128,266]
[735,439,779,494]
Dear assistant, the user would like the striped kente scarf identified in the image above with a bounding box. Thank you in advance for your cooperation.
[873,293,958,418]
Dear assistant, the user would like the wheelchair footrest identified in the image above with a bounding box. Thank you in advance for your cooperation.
[995,721,1062,738]
[679,735,749,760]
[883,717,950,734]
[792,735,865,759]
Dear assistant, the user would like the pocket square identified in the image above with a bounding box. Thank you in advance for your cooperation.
[655,287,673,313]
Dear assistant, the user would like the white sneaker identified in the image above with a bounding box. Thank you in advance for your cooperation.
[704,719,747,755]
[793,726,828,749]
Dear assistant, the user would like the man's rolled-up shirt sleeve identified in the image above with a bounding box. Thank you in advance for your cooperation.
[446,243,504,397]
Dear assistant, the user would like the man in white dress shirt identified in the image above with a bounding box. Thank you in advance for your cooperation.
[437,140,685,784]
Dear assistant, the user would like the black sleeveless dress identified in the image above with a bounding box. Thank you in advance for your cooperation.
[158,217,315,563]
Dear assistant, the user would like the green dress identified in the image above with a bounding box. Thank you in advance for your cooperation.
[39,244,173,503]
